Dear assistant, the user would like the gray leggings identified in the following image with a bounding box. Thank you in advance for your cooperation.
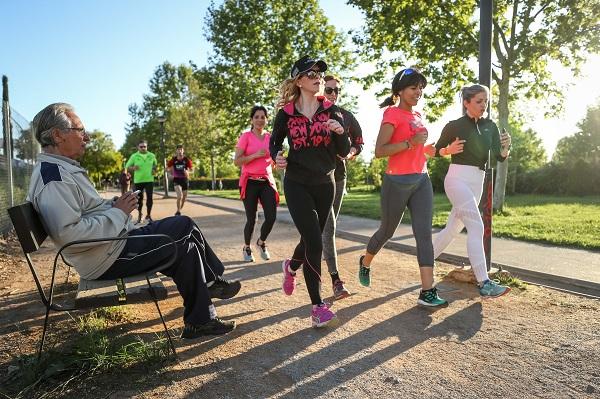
[322,179,346,274]
[366,173,434,266]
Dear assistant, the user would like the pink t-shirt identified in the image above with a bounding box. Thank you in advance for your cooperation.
[381,107,428,175]
[236,131,273,175]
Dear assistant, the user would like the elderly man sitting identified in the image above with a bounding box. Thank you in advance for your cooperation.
[27,103,240,338]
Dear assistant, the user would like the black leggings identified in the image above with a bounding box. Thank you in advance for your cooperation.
[99,216,224,325]
[242,179,277,245]
[134,181,154,215]
[284,177,334,305]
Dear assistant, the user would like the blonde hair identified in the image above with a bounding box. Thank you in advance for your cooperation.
[276,77,301,109]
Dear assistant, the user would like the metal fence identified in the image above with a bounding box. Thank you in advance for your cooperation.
[1,97,38,234]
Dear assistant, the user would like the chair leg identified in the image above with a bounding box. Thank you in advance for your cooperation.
[146,276,177,357]
[38,306,52,361]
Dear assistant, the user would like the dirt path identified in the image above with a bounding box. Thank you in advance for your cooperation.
[1,196,599,398]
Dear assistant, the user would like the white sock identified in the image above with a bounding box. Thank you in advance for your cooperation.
[208,304,217,319]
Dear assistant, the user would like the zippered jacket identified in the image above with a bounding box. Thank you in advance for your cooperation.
[270,97,350,185]
[435,115,507,170]
[28,153,135,279]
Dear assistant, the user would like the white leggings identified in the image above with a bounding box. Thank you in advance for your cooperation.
[433,164,489,283]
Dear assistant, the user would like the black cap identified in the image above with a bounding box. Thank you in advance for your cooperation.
[290,55,327,79]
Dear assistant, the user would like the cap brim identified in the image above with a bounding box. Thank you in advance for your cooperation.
[299,60,328,75]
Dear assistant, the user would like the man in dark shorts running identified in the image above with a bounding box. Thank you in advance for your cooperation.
[167,145,193,216]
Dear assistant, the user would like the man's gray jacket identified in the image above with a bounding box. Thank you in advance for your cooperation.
[27,153,135,279]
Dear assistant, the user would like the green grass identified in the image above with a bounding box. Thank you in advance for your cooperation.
[191,189,600,250]
[3,306,172,399]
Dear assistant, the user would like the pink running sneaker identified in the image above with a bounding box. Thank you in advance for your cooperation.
[281,259,297,296]
[311,303,337,328]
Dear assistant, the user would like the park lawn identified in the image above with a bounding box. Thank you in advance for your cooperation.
[191,189,600,250]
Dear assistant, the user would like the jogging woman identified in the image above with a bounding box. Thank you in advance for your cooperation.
[321,75,363,300]
[357,68,448,307]
[234,106,279,262]
[433,84,511,298]
[270,55,350,327]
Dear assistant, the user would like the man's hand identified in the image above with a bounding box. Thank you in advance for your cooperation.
[113,191,139,216]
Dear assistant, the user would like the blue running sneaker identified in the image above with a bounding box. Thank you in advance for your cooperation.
[479,279,511,298]
[417,287,449,307]
[358,255,370,287]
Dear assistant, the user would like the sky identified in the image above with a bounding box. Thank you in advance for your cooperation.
[2,0,598,160]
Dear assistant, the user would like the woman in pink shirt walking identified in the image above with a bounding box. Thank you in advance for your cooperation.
[357,68,447,307]
[234,105,279,262]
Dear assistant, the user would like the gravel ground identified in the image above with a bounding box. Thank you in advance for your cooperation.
[1,196,599,398]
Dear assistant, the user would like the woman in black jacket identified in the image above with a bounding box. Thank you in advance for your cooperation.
[270,55,350,328]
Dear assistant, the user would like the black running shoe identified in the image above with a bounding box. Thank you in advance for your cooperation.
[181,318,236,338]
[208,277,242,299]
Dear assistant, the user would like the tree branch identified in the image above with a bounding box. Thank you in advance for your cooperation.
[509,0,521,56]
[494,20,510,62]
[531,2,551,22]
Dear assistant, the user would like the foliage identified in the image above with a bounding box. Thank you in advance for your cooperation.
[553,100,600,166]
[80,130,123,186]
[346,154,368,188]
[121,62,237,178]
[516,159,600,196]
[427,156,450,193]
[489,270,527,290]
[516,101,600,196]
[13,128,39,163]
[366,156,387,190]
[503,121,547,194]
[349,0,600,209]
[3,307,171,399]
[203,0,356,132]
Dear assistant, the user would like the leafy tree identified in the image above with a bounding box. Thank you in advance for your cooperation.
[553,100,600,166]
[503,121,547,193]
[120,62,199,164]
[80,130,123,186]
[346,154,367,189]
[121,62,237,181]
[203,0,356,134]
[428,156,451,193]
[366,156,388,190]
[349,0,600,209]
[13,128,38,163]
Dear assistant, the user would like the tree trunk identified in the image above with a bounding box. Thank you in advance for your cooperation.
[493,75,510,211]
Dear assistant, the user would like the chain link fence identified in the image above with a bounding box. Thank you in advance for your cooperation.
[1,87,38,234]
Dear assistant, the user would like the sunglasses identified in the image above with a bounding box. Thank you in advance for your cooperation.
[63,127,89,135]
[397,68,415,82]
[324,87,341,95]
[301,70,324,80]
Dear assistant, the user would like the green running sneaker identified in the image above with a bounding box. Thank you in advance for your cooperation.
[479,279,511,298]
[417,287,449,307]
[358,255,371,287]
